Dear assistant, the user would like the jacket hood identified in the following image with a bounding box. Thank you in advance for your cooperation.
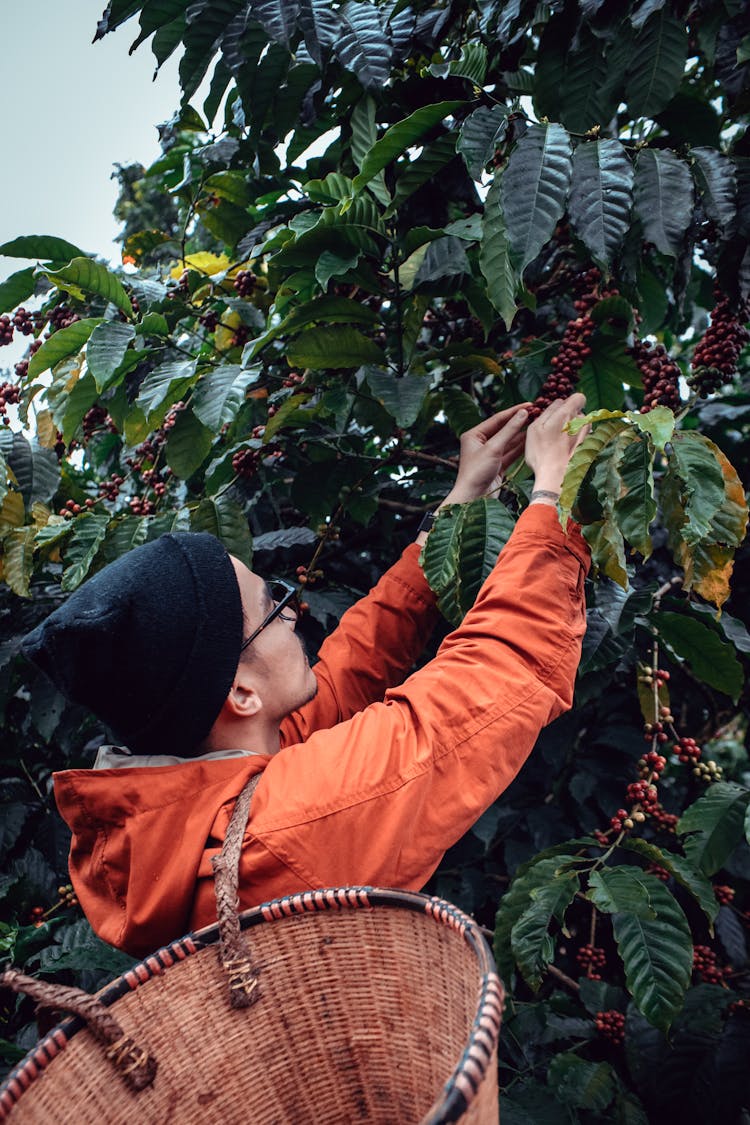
[54,756,264,958]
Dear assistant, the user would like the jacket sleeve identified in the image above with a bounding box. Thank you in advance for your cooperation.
[279,542,440,744]
[247,503,590,894]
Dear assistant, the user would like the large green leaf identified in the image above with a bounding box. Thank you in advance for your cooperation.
[43,258,133,317]
[591,867,692,1031]
[577,336,639,412]
[558,28,622,133]
[625,9,688,117]
[690,148,737,236]
[502,123,573,276]
[633,149,693,257]
[652,611,743,700]
[248,0,300,49]
[678,783,750,875]
[178,0,244,101]
[559,417,625,527]
[569,140,634,272]
[458,105,508,181]
[334,1,391,90]
[430,43,487,85]
[511,870,580,990]
[364,368,427,427]
[612,430,656,559]
[420,499,517,628]
[353,101,464,193]
[350,97,390,206]
[0,267,36,315]
[165,407,214,478]
[388,135,458,214]
[190,495,252,567]
[547,1054,616,1113]
[583,519,628,588]
[4,433,60,507]
[0,235,87,262]
[135,359,198,421]
[286,326,385,368]
[620,838,718,926]
[86,321,136,392]
[480,167,516,329]
[192,365,260,431]
[28,318,102,379]
[2,527,36,599]
[665,432,726,547]
[494,855,579,986]
[61,513,111,592]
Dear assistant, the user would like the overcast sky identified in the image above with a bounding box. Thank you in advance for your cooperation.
[0,1,186,283]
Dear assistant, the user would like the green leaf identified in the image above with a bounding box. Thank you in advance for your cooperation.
[578,336,640,412]
[629,406,674,452]
[86,321,136,392]
[480,167,516,329]
[547,1054,616,1113]
[625,10,688,117]
[282,296,381,332]
[633,149,693,257]
[363,368,427,427]
[61,373,100,446]
[494,855,578,985]
[3,527,36,598]
[620,838,719,926]
[0,235,87,261]
[190,495,252,568]
[652,611,743,700]
[569,140,634,273]
[334,1,391,90]
[28,318,102,379]
[353,101,464,193]
[135,359,198,421]
[286,326,385,369]
[4,433,60,506]
[0,267,36,315]
[192,364,260,431]
[559,417,625,527]
[421,499,517,628]
[38,919,136,975]
[430,43,487,85]
[61,513,110,592]
[690,148,737,236]
[351,96,390,206]
[665,432,726,547]
[593,867,692,1031]
[458,105,508,180]
[612,430,656,559]
[388,134,457,214]
[165,407,214,479]
[679,783,750,875]
[262,393,313,442]
[503,123,573,276]
[511,870,580,990]
[583,519,629,588]
[315,250,360,289]
[43,258,133,317]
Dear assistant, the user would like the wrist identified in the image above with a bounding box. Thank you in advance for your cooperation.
[529,489,560,507]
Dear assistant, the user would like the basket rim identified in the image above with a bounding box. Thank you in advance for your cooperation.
[0,886,503,1125]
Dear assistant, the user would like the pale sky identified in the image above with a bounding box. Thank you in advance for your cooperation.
[0,1,188,283]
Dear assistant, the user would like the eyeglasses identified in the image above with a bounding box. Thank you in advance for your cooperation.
[240,579,300,652]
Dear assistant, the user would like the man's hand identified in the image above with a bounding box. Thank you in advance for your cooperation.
[525,393,589,501]
[441,403,531,507]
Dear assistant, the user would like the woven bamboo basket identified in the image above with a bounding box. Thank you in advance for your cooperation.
[1,780,503,1123]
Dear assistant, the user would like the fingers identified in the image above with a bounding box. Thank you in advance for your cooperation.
[468,402,532,441]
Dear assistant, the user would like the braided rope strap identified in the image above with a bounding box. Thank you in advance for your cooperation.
[211,771,263,1010]
[0,969,157,1092]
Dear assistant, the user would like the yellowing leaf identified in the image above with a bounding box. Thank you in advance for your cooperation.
[169,252,231,279]
[0,490,25,535]
[36,410,59,449]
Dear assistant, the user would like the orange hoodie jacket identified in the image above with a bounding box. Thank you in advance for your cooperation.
[53,504,590,958]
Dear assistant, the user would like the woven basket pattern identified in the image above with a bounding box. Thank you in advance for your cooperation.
[1,889,501,1124]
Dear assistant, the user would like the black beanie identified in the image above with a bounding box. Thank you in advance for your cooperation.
[22,532,244,757]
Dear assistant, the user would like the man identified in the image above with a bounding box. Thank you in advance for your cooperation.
[23,394,590,958]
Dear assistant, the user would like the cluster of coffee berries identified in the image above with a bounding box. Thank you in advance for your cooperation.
[675,736,702,764]
[14,358,29,379]
[576,944,606,979]
[58,883,78,909]
[630,340,682,412]
[232,447,263,479]
[714,884,735,906]
[625,780,659,811]
[282,370,305,389]
[296,565,323,587]
[12,307,34,336]
[0,315,14,345]
[610,807,636,831]
[646,863,670,882]
[693,944,725,984]
[692,759,723,784]
[48,303,80,332]
[649,804,678,832]
[162,401,185,432]
[141,467,169,497]
[129,496,156,516]
[0,380,21,422]
[175,270,191,297]
[231,324,250,349]
[29,905,46,926]
[200,310,219,332]
[689,292,750,395]
[595,1010,625,1046]
[233,270,257,297]
[82,405,116,442]
[638,750,667,777]
[59,498,95,518]
[98,474,125,502]
[643,720,669,744]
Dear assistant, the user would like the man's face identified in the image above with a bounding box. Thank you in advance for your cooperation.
[229,558,318,721]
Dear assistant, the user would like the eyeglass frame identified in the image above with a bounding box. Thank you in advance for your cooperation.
[239,579,300,652]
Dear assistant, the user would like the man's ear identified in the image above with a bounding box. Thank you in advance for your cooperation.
[222,665,263,718]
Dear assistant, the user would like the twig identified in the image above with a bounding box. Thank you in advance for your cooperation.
[401,449,459,470]
[547,964,580,993]
[377,497,432,514]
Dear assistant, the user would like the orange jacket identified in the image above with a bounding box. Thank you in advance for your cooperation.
[53,504,590,958]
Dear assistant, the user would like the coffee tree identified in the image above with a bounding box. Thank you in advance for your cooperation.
[2,0,750,1118]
